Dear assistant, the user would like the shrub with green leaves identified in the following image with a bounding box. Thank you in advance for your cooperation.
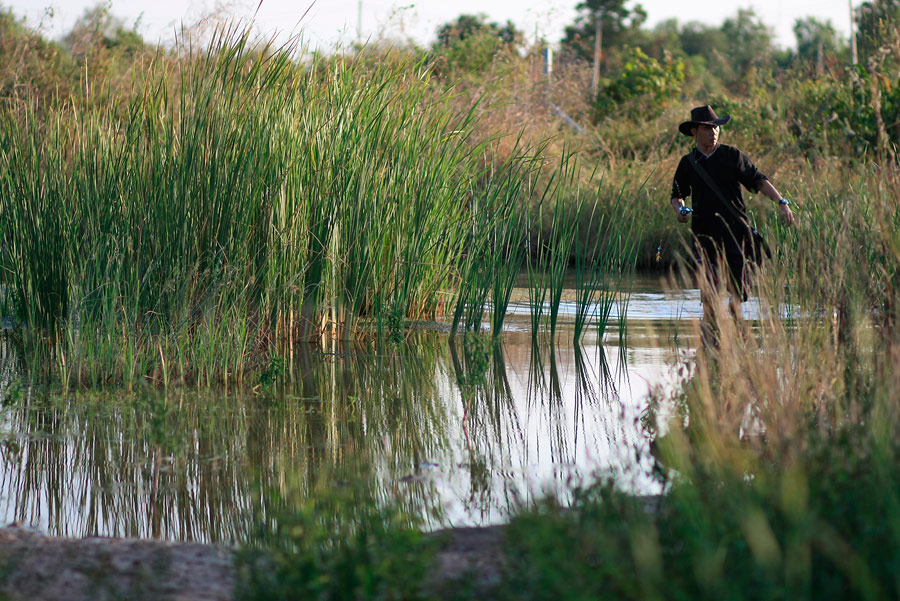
[594,47,685,121]
[237,486,435,601]
[430,13,521,76]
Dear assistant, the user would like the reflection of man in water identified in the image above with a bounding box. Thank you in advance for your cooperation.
[669,105,795,341]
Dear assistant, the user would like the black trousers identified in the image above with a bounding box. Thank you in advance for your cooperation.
[693,234,750,302]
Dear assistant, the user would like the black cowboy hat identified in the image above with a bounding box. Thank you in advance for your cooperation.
[678,105,731,136]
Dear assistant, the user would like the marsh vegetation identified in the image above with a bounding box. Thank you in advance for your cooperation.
[0,2,899,600]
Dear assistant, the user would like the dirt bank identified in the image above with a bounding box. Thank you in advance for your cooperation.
[0,525,507,601]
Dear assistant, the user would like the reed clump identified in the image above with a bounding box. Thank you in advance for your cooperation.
[2,27,613,388]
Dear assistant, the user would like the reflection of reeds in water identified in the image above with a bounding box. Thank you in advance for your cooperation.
[450,337,527,519]
[526,346,573,472]
[526,343,634,485]
[452,336,620,516]
[0,330,651,539]
[0,340,458,542]
[0,393,257,541]
[573,346,602,436]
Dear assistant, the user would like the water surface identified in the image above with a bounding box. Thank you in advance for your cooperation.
[0,275,703,543]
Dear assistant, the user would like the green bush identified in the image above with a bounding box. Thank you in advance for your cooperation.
[430,13,521,76]
[594,47,685,121]
[237,486,435,601]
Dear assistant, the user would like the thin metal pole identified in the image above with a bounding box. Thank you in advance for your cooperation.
[357,0,362,45]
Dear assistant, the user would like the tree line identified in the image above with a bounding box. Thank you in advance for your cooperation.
[433,0,900,89]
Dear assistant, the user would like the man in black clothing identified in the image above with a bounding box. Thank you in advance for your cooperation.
[670,105,794,332]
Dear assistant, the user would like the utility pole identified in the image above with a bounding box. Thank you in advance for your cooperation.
[849,0,858,66]
[357,0,363,46]
[591,9,602,97]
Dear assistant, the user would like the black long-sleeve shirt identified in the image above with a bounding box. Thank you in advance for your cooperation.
[671,144,768,251]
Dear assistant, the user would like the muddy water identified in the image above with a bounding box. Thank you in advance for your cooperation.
[0,275,703,544]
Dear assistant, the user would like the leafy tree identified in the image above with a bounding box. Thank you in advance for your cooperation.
[676,21,734,85]
[62,2,144,58]
[0,8,75,102]
[720,8,775,77]
[793,17,845,71]
[638,19,683,61]
[430,13,523,74]
[561,0,648,67]
[855,0,900,60]
[678,21,728,58]
[594,46,684,121]
[434,13,520,48]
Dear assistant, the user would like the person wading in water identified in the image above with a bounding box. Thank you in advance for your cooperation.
[670,105,795,347]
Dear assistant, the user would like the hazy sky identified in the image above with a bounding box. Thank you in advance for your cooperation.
[5,0,855,50]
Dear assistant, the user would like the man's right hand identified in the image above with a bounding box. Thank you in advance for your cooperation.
[672,198,690,223]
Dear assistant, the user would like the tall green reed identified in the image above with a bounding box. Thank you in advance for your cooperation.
[449,144,542,339]
[594,191,641,345]
[567,173,644,347]
[525,203,550,341]
[487,152,536,338]
[0,27,556,386]
[528,151,586,344]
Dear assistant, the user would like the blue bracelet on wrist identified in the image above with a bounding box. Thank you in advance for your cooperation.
[778,198,789,206]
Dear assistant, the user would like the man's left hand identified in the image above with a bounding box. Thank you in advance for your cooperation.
[779,203,795,226]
